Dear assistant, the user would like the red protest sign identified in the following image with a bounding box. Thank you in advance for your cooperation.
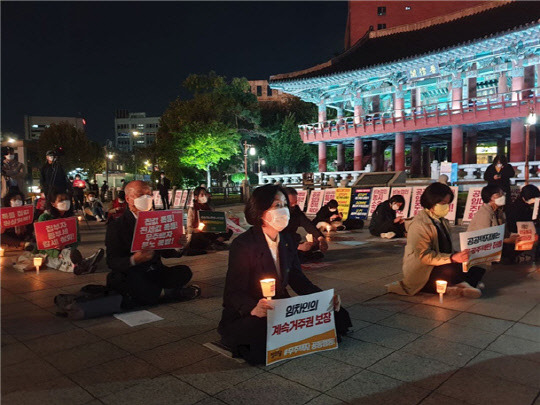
[131,210,183,252]
[34,217,78,250]
[0,205,34,229]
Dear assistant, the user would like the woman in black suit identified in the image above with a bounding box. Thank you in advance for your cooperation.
[218,184,352,365]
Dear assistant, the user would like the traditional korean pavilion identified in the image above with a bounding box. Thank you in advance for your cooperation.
[269,1,540,176]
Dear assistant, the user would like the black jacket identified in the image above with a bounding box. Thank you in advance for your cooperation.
[484,163,515,196]
[105,209,183,273]
[283,205,323,244]
[312,205,340,225]
[369,200,396,235]
[158,177,171,196]
[505,198,535,234]
[40,162,69,196]
[219,226,321,330]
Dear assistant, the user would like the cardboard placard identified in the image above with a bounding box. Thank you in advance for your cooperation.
[368,187,390,218]
[445,186,459,223]
[34,217,77,250]
[515,221,536,251]
[153,190,163,209]
[306,190,324,216]
[349,188,372,220]
[168,190,173,205]
[0,205,34,229]
[410,186,427,217]
[463,187,483,223]
[198,211,226,233]
[459,224,504,270]
[180,190,190,208]
[335,188,352,220]
[131,210,183,252]
[173,190,184,208]
[390,187,412,218]
[296,190,308,212]
[266,289,337,366]
[322,188,336,206]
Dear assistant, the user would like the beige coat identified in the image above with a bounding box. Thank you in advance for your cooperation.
[386,209,453,295]
[467,203,505,233]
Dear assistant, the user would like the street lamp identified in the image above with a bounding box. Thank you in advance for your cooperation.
[524,108,537,185]
[243,141,255,181]
[105,153,114,184]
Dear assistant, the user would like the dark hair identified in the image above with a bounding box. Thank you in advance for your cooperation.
[2,190,25,207]
[285,187,298,196]
[88,192,96,197]
[2,146,14,155]
[420,183,454,209]
[118,191,126,199]
[327,199,338,209]
[75,174,81,179]
[520,184,540,201]
[493,155,508,166]
[193,186,207,201]
[389,195,405,206]
[160,171,165,175]
[481,185,504,203]
[46,191,74,218]
[245,184,289,226]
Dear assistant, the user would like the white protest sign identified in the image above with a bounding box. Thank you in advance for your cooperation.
[168,190,173,205]
[306,190,324,215]
[459,224,504,271]
[173,190,184,208]
[180,190,189,208]
[368,187,390,217]
[533,199,539,220]
[445,186,459,223]
[390,187,412,218]
[410,186,427,217]
[226,218,246,234]
[322,188,336,206]
[153,190,163,209]
[266,289,337,366]
[463,187,483,223]
[515,221,536,251]
[297,190,308,211]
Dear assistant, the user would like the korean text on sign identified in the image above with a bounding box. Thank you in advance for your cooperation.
[34,217,78,250]
[131,210,183,252]
[0,205,34,229]
[459,224,504,271]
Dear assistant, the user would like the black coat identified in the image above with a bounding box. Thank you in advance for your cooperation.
[40,162,69,196]
[505,198,534,234]
[369,200,396,235]
[283,205,323,244]
[312,205,340,225]
[484,163,515,196]
[219,226,321,330]
[158,177,171,196]
[105,209,183,273]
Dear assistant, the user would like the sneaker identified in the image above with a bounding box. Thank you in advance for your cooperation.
[74,248,104,275]
[177,284,202,301]
[70,249,84,265]
[336,225,346,231]
[477,282,485,289]
[461,286,482,299]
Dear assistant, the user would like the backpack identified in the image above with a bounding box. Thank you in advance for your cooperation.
[54,284,122,320]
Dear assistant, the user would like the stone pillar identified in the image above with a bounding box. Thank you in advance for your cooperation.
[354,137,364,170]
[336,108,344,125]
[415,87,422,112]
[318,101,327,125]
[318,142,327,172]
[511,66,525,101]
[528,124,536,161]
[422,146,431,177]
[411,134,422,177]
[395,132,405,171]
[394,90,405,118]
[497,137,506,157]
[466,130,477,164]
[337,143,345,171]
[371,140,382,172]
[353,95,363,125]
[452,78,463,110]
[452,126,464,164]
[510,118,525,162]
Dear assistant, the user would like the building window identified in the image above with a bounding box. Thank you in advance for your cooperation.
[377,23,386,30]
[131,124,137,129]
[377,6,386,16]
[405,6,411,10]
[256,86,262,96]
[267,86,272,97]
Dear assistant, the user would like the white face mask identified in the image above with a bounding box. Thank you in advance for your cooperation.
[526,198,536,205]
[56,200,71,211]
[493,196,506,206]
[199,196,208,204]
[10,199,23,207]
[496,163,503,168]
[391,203,401,211]
[88,196,95,202]
[329,208,337,212]
[134,194,153,211]
[118,199,124,203]
[263,207,290,232]
[5,155,14,160]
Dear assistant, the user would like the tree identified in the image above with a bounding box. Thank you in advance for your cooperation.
[38,122,90,171]
[85,141,105,179]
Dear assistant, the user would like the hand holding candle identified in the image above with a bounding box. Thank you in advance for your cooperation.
[198,222,206,231]
[260,278,276,300]
[0,247,4,257]
[436,280,447,303]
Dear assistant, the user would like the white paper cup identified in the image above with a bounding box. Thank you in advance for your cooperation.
[260,278,276,299]
[436,280,448,294]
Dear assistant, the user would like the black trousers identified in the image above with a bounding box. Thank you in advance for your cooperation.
[370,222,406,237]
[108,264,192,307]
[421,263,485,294]
[160,194,170,209]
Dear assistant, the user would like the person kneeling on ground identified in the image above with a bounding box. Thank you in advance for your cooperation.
[1,191,35,251]
[283,187,328,263]
[107,190,127,222]
[369,195,406,239]
[386,183,486,298]
[84,192,106,222]
[218,184,352,365]
[313,199,345,233]
[105,180,200,308]
[36,192,104,274]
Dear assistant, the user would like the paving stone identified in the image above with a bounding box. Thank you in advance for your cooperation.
[346,303,394,323]
[519,304,540,326]
[1,358,62,394]
[187,328,221,345]
[327,369,429,404]
[486,334,540,360]
[377,312,442,334]
[352,324,420,349]
[368,351,455,390]
[100,374,207,405]
[136,338,216,372]
[419,392,469,405]
[364,296,415,312]
[401,335,481,367]
[304,394,344,405]
[1,375,94,405]
[153,311,216,339]
[1,300,43,316]
[44,340,129,374]
[25,327,100,355]
[504,322,540,342]
[173,354,263,395]
[448,312,514,334]
[84,318,149,339]
[216,372,319,405]
[320,336,394,368]
[436,368,538,405]
[194,398,227,405]
[2,309,76,341]
[69,355,163,398]
[270,354,361,392]
[428,322,499,349]
[107,326,180,353]
[466,300,533,321]
[401,304,460,322]
[1,341,39,366]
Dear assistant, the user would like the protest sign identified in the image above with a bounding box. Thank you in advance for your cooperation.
[296,190,308,211]
[322,188,336,206]
[266,289,337,366]
[0,205,34,229]
[34,217,77,250]
[459,224,504,271]
[390,187,412,218]
[534,198,539,220]
[349,188,372,220]
[168,190,173,205]
[410,186,427,217]
[131,210,183,252]
[180,190,190,208]
[368,187,390,217]
[153,190,163,209]
[198,211,226,233]
[515,221,536,251]
[445,186,459,223]
[335,188,352,220]
[306,190,324,215]
[173,190,184,208]
[226,218,245,234]
[463,187,483,223]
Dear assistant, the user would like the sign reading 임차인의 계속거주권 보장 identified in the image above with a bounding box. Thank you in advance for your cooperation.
[0,205,34,229]
[459,224,504,271]
[198,211,227,233]
[34,217,77,250]
[131,210,183,252]
[266,289,337,366]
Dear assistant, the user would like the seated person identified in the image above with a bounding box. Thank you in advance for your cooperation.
[105,180,200,308]
[84,192,106,222]
[1,191,34,250]
[387,183,486,298]
[313,199,344,233]
[283,187,328,263]
[108,190,127,221]
[218,184,352,365]
[33,194,47,221]
[186,186,232,252]
[369,195,406,239]
[37,192,104,274]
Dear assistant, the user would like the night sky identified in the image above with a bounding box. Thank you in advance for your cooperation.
[2,1,348,143]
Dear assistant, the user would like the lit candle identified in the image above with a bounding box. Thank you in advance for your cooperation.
[0,247,4,257]
[436,280,448,303]
[326,225,332,233]
[33,257,44,274]
[78,216,83,221]
[260,278,276,300]
[198,222,206,231]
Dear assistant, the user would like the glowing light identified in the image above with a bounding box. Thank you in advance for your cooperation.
[107,154,114,160]
[260,278,276,300]
[436,280,448,303]
[34,257,44,274]
[7,138,15,143]
[249,147,256,156]
[526,111,537,126]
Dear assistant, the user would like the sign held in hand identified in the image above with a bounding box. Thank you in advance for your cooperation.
[131,210,183,252]
[0,205,34,229]
[34,217,77,250]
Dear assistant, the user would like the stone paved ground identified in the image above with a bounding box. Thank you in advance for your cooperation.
[1,214,539,405]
